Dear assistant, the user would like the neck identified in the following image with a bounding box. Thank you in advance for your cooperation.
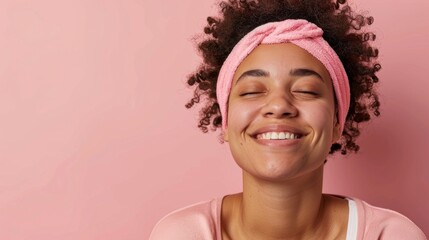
[237,165,327,240]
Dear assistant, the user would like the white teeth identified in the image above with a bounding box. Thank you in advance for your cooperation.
[271,132,279,139]
[257,132,300,140]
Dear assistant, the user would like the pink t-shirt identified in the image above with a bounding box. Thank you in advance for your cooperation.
[149,196,427,240]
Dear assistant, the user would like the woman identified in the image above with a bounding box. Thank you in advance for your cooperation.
[150,0,427,239]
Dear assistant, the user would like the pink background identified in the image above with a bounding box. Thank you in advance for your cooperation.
[0,0,427,239]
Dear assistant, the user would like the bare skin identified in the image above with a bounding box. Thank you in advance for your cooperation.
[221,167,349,240]
[221,43,349,239]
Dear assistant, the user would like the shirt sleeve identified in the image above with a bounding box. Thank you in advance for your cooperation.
[149,214,202,240]
[362,202,427,240]
[149,201,218,240]
[376,215,427,240]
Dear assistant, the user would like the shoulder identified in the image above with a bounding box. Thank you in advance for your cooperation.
[149,198,221,240]
[353,198,427,240]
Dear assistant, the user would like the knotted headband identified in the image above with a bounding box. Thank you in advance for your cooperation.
[216,19,350,134]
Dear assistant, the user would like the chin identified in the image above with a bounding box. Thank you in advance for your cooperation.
[240,155,325,182]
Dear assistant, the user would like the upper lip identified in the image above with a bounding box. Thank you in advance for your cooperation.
[250,124,308,138]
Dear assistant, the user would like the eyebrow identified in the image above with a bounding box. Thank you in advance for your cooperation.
[289,68,324,82]
[235,69,269,85]
[235,68,324,85]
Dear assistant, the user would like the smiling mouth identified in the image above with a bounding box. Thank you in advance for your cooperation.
[255,132,303,140]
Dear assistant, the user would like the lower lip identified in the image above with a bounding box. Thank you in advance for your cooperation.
[253,137,302,147]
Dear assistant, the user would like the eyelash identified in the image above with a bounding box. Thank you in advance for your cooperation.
[238,90,318,97]
[294,90,318,96]
[239,92,262,96]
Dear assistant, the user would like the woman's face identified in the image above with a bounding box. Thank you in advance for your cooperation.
[223,43,341,181]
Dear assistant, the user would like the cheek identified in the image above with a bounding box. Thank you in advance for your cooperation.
[227,101,261,130]
[299,103,335,130]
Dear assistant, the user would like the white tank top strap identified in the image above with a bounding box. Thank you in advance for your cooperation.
[345,198,358,240]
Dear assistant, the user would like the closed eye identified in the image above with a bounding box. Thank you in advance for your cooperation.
[239,92,263,96]
[294,91,318,95]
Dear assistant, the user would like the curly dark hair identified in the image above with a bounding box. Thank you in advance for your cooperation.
[185,0,381,155]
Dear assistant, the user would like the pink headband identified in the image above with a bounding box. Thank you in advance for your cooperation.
[216,19,350,134]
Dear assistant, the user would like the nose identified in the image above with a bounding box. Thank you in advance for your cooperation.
[262,93,298,119]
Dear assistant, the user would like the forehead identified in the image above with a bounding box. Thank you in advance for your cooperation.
[232,43,331,84]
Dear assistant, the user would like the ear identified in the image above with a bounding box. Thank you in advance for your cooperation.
[332,110,341,143]
[223,128,229,142]
[332,121,341,143]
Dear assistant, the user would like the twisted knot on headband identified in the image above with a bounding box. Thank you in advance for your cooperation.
[216,19,350,134]
[259,19,323,42]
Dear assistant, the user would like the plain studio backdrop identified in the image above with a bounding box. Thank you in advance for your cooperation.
[0,0,428,239]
